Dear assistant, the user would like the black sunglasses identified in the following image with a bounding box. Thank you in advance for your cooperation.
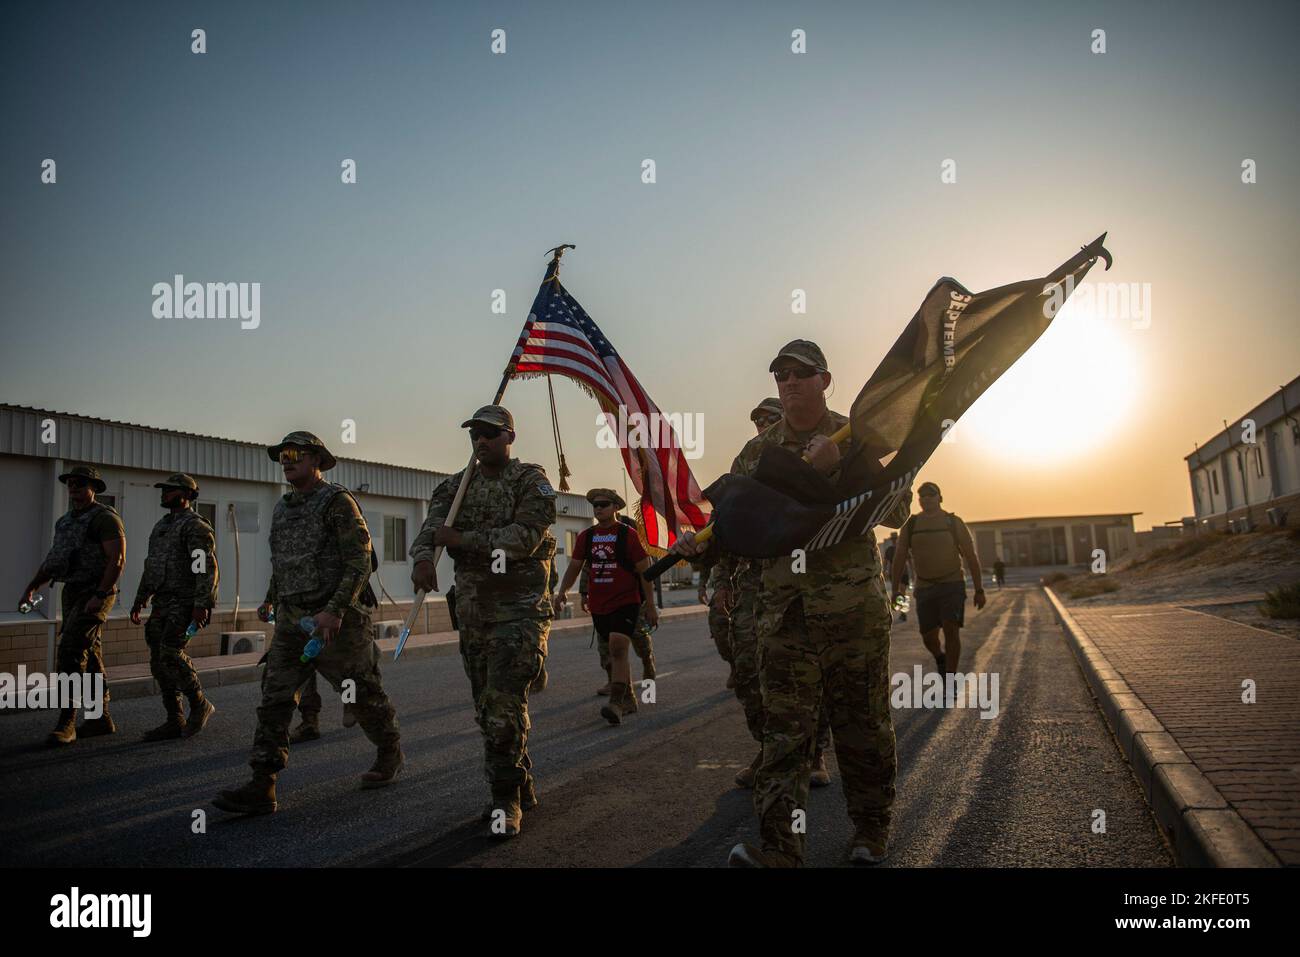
[591,500,614,508]
[773,365,822,382]
[469,425,503,441]
[65,479,90,490]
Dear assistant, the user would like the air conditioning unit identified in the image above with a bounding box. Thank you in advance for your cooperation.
[373,619,403,642]
[220,631,267,655]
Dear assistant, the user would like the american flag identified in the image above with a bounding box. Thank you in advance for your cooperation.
[506,271,710,550]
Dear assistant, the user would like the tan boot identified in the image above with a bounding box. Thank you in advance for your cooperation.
[213,772,278,815]
[601,682,628,725]
[360,745,404,789]
[182,693,215,738]
[143,694,186,741]
[727,843,797,868]
[641,653,657,681]
[487,783,522,838]
[734,751,761,789]
[849,824,889,865]
[289,715,321,743]
[809,751,831,788]
[483,774,538,820]
[622,680,639,714]
[47,708,77,747]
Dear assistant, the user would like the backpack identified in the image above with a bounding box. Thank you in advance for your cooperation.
[902,511,964,580]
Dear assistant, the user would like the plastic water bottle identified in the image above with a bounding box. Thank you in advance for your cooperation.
[267,610,276,624]
[184,620,200,639]
[19,594,45,615]
[893,592,911,615]
[299,616,323,663]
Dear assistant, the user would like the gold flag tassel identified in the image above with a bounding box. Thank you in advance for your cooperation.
[546,374,572,492]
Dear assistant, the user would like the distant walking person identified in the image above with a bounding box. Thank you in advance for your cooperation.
[992,558,1006,590]
[890,482,985,675]
[555,489,659,725]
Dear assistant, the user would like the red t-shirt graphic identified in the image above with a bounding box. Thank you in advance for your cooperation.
[573,524,647,615]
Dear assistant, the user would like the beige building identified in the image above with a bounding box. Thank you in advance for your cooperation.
[965,513,1140,568]
[1185,375,1300,532]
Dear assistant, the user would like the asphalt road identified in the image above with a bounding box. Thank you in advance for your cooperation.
[0,585,1172,868]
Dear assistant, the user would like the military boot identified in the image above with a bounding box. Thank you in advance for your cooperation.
[622,680,640,714]
[213,772,278,815]
[809,751,831,788]
[483,773,538,820]
[78,708,116,738]
[359,745,404,789]
[47,708,77,747]
[289,714,321,743]
[641,652,657,681]
[727,843,797,868]
[182,692,215,738]
[734,751,762,788]
[849,824,889,865]
[600,682,629,725]
[142,694,186,741]
[487,783,522,838]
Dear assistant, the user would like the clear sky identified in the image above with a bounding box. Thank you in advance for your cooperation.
[3,0,1297,529]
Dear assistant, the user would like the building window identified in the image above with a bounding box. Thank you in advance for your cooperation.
[383,515,407,563]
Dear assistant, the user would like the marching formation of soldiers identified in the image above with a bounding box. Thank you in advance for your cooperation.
[18,337,910,866]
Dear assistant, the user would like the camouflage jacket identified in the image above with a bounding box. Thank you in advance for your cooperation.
[410,458,556,628]
[713,409,911,618]
[43,502,121,587]
[134,509,219,608]
[265,481,374,617]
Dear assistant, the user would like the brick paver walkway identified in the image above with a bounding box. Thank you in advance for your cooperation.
[1069,602,1300,866]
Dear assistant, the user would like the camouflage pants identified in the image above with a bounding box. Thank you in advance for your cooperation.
[145,594,203,706]
[708,599,733,665]
[460,617,548,788]
[733,588,831,753]
[754,582,896,866]
[297,673,322,717]
[596,616,654,673]
[249,606,399,774]
[55,584,113,706]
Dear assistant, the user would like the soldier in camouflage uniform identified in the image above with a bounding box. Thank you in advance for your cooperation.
[711,397,834,790]
[410,405,556,838]
[678,341,910,867]
[129,473,219,741]
[696,551,734,689]
[214,432,402,815]
[20,465,125,746]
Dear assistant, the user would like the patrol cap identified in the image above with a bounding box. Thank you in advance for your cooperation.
[585,487,626,510]
[267,431,337,471]
[918,481,941,496]
[768,339,828,373]
[750,397,784,422]
[460,405,515,432]
[58,464,107,493]
[154,472,200,498]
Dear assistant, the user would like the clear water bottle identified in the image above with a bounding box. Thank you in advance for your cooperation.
[267,610,276,624]
[893,592,911,615]
[299,616,323,663]
[184,620,200,639]
[19,594,45,615]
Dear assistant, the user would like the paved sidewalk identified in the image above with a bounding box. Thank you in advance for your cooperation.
[1046,589,1297,867]
[92,604,709,699]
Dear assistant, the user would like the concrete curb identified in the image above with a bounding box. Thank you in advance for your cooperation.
[1042,585,1279,868]
[101,605,710,702]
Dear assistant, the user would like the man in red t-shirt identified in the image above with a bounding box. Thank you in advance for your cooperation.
[555,488,660,724]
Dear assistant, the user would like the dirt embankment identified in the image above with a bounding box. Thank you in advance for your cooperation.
[1048,528,1300,639]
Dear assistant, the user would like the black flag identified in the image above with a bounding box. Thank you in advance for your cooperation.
[707,233,1113,559]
